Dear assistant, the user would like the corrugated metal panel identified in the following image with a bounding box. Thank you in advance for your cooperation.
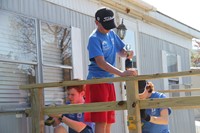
[46,0,100,17]
[170,110,196,133]
[139,33,191,87]
[43,67,65,105]
[138,21,192,50]
[0,115,30,133]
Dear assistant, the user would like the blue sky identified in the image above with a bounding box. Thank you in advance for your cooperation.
[142,0,200,31]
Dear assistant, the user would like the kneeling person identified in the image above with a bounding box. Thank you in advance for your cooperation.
[49,83,94,133]
[63,84,94,133]
[138,80,172,133]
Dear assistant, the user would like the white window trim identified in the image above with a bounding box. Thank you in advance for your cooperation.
[71,27,83,79]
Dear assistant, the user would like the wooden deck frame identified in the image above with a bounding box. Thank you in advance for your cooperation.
[19,70,200,133]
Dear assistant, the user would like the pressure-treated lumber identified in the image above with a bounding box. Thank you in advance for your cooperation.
[24,96,200,117]
[30,88,44,133]
[19,70,200,133]
[44,101,127,115]
[126,80,142,133]
[139,96,200,110]
[158,88,200,93]
[20,70,200,90]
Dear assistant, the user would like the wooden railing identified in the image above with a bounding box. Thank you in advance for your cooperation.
[19,70,200,133]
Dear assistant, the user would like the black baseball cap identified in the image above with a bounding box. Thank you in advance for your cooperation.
[124,80,147,93]
[138,80,147,93]
[95,7,116,30]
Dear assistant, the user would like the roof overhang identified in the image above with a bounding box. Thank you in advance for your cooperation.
[97,0,200,39]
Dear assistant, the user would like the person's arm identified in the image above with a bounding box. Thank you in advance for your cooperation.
[50,114,87,132]
[147,108,169,125]
[95,56,137,77]
[61,116,87,132]
[54,125,68,133]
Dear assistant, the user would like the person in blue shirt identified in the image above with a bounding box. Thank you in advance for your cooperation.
[63,84,94,133]
[138,80,172,133]
[85,7,137,133]
[49,82,94,133]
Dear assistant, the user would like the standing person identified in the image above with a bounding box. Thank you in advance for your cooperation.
[85,7,137,133]
[138,81,172,133]
[48,83,94,133]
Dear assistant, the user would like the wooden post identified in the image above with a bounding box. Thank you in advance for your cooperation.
[126,80,142,133]
[30,88,44,133]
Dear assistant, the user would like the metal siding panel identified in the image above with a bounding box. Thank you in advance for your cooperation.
[44,2,53,21]
[0,63,29,104]
[43,68,64,105]
[139,33,191,85]
[0,115,28,133]
[0,0,95,43]
[170,110,196,133]
[46,0,100,17]
[22,0,30,15]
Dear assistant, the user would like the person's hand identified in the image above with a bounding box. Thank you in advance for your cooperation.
[121,68,138,77]
[140,109,151,121]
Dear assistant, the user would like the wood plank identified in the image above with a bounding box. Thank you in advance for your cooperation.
[46,96,200,111]
[20,70,200,90]
[126,80,142,133]
[158,88,200,93]
[25,96,200,117]
[30,88,44,133]
[139,96,200,109]
[43,101,127,115]
[126,80,135,133]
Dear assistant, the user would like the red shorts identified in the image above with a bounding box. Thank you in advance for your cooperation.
[84,83,116,123]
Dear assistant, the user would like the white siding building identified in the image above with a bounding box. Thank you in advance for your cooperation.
[0,0,200,132]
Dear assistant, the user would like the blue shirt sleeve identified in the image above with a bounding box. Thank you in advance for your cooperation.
[159,93,172,115]
[87,37,103,60]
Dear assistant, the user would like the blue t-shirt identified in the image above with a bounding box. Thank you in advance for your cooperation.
[142,92,172,133]
[64,102,95,133]
[87,29,125,79]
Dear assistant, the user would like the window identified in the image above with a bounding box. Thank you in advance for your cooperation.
[40,21,72,105]
[0,11,37,105]
[0,11,73,107]
[162,51,184,97]
[167,53,179,85]
[0,12,37,62]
